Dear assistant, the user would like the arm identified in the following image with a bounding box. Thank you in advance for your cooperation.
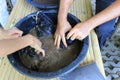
[54,0,73,48]
[0,27,23,39]
[85,0,120,30]
[0,34,45,57]
[58,0,73,21]
[67,0,120,40]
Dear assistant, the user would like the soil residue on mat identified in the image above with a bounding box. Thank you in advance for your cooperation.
[19,28,81,72]
[33,0,59,5]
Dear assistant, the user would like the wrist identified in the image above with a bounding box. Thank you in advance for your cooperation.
[58,17,67,23]
[23,34,34,46]
[82,20,96,31]
[79,21,93,32]
[58,14,67,21]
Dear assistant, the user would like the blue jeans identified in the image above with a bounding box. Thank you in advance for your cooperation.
[95,0,116,49]
[59,62,105,80]
[59,0,116,80]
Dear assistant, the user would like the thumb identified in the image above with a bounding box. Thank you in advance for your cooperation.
[10,27,23,36]
[11,33,21,38]
[40,48,45,57]
[13,30,23,36]
[35,48,45,57]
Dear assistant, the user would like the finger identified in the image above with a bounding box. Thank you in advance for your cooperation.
[12,33,21,36]
[11,33,21,38]
[35,49,37,52]
[19,31,23,36]
[40,49,45,57]
[13,28,23,36]
[54,35,57,46]
[15,30,23,36]
[35,50,41,55]
[36,50,40,54]
[70,33,77,40]
[66,30,74,39]
[54,33,56,39]
[10,30,23,37]
[62,35,67,47]
[36,48,45,57]
[76,36,82,41]
[57,36,61,49]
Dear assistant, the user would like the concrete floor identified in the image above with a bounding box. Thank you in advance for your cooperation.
[90,0,120,80]
[102,20,120,80]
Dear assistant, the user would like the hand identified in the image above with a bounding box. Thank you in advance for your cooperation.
[30,35,45,57]
[67,22,91,40]
[54,20,72,48]
[2,27,23,39]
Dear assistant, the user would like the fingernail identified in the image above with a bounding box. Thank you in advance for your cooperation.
[71,38,74,40]
[66,37,69,39]
[42,52,45,57]
[65,46,68,48]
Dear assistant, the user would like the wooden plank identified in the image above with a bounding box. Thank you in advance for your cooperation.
[90,31,106,77]
[1,59,12,80]
[8,67,17,80]
[0,57,4,67]
[0,58,10,79]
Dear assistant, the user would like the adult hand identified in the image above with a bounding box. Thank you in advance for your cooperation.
[67,22,91,40]
[29,35,45,57]
[2,27,23,39]
[54,20,72,48]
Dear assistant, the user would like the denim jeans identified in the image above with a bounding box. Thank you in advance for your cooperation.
[95,0,116,49]
[59,62,105,80]
[59,0,116,80]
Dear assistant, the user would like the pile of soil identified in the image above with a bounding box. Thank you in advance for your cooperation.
[19,28,81,72]
[32,0,59,5]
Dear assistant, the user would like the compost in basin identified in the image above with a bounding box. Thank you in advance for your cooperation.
[32,0,59,5]
[18,11,82,72]
[19,27,81,72]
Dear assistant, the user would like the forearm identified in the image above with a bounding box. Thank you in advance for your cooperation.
[58,0,73,21]
[84,0,120,30]
[0,34,33,56]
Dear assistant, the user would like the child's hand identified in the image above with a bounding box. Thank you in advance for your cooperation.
[2,27,23,39]
[67,22,91,40]
[54,20,72,48]
[29,35,45,57]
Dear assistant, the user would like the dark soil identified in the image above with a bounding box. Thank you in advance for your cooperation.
[19,28,80,72]
[32,0,59,5]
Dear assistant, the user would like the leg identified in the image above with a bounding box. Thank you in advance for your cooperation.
[95,0,116,49]
[59,62,105,80]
